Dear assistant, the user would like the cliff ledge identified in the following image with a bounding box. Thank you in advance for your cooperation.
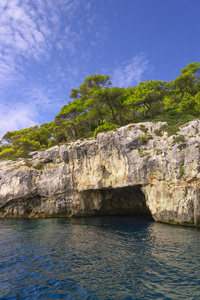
[1,120,200,226]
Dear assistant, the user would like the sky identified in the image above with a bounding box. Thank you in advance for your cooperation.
[0,0,200,139]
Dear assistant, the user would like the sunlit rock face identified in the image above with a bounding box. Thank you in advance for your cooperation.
[1,120,200,226]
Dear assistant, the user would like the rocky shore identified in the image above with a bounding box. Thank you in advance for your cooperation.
[1,120,200,226]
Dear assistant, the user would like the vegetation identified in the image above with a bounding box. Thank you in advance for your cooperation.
[180,167,185,176]
[173,135,185,143]
[93,121,118,137]
[1,62,200,160]
[139,151,145,158]
[34,163,44,170]
[140,135,152,144]
[139,124,148,133]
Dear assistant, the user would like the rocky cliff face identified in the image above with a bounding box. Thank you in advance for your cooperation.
[1,120,200,226]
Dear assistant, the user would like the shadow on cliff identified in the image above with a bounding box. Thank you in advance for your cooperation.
[79,185,154,220]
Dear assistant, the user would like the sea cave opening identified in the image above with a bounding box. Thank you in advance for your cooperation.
[79,185,153,220]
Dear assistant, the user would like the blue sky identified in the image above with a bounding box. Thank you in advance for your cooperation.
[0,0,200,138]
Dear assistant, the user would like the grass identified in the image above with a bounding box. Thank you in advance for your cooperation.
[139,151,145,158]
[139,124,148,133]
[151,111,197,136]
[126,110,198,137]
[140,135,152,144]
[173,135,185,143]
[34,163,44,170]
[180,167,185,176]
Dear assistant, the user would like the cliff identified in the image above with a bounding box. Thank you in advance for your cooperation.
[0,120,200,226]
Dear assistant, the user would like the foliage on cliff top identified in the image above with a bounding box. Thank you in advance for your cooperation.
[1,62,200,161]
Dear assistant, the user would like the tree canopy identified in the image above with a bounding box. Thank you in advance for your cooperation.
[1,62,200,161]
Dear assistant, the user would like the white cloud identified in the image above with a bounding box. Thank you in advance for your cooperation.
[112,55,148,87]
[0,102,38,139]
[0,0,118,139]
[56,24,83,55]
[0,2,45,86]
[0,80,66,139]
[0,0,85,138]
[0,0,82,86]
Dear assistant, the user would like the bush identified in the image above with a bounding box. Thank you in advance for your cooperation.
[93,122,117,137]
[48,139,58,148]
[139,151,145,158]
[0,147,15,160]
[140,135,152,144]
[173,135,185,143]
[152,112,196,136]
[155,131,163,137]
[154,124,169,136]
[139,124,148,133]
[180,167,185,176]
[34,163,44,170]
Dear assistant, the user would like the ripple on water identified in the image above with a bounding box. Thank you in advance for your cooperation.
[0,217,200,299]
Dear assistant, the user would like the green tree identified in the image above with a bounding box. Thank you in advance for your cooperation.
[55,100,85,139]
[56,74,112,135]
[91,87,126,125]
[70,74,111,100]
[164,63,200,112]
[0,125,52,160]
[126,80,167,118]
[178,92,197,114]
[171,62,200,97]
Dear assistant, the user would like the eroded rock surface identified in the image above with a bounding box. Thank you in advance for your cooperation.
[1,120,200,226]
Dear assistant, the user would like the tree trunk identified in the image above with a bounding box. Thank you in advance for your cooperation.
[71,123,77,139]
[149,103,154,118]
[89,118,92,131]
[143,105,146,116]
[108,104,117,124]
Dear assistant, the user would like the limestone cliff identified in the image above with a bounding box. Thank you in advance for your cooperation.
[1,120,200,226]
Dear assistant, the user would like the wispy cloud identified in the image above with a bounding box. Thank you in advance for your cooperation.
[0,80,66,139]
[56,24,83,55]
[112,55,148,87]
[0,102,38,139]
[0,0,84,138]
[1,1,146,140]
[0,0,63,81]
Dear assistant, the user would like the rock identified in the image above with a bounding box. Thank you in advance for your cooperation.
[0,120,200,226]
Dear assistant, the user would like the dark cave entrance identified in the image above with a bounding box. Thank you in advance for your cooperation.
[79,185,153,219]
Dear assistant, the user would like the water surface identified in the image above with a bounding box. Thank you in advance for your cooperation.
[0,217,200,299]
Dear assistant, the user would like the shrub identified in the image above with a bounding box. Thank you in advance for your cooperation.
[93,122,117,137]
[173,135,185,143]
[0,147,15,160]
[48,139,58,148]
[180,167,185,176]
[34,163,44,170]
[82,131,93,139]
[140,135,152,144]
[156,131,163,137]
[139,151,145,158]
[152,112,196,136]
[139,124,148,133]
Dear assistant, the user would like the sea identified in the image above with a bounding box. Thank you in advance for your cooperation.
[0,216,200,299]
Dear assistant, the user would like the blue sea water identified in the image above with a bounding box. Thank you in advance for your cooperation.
[0,216,200,300]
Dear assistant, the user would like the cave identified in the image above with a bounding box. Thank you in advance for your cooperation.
[79,185,153,219]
